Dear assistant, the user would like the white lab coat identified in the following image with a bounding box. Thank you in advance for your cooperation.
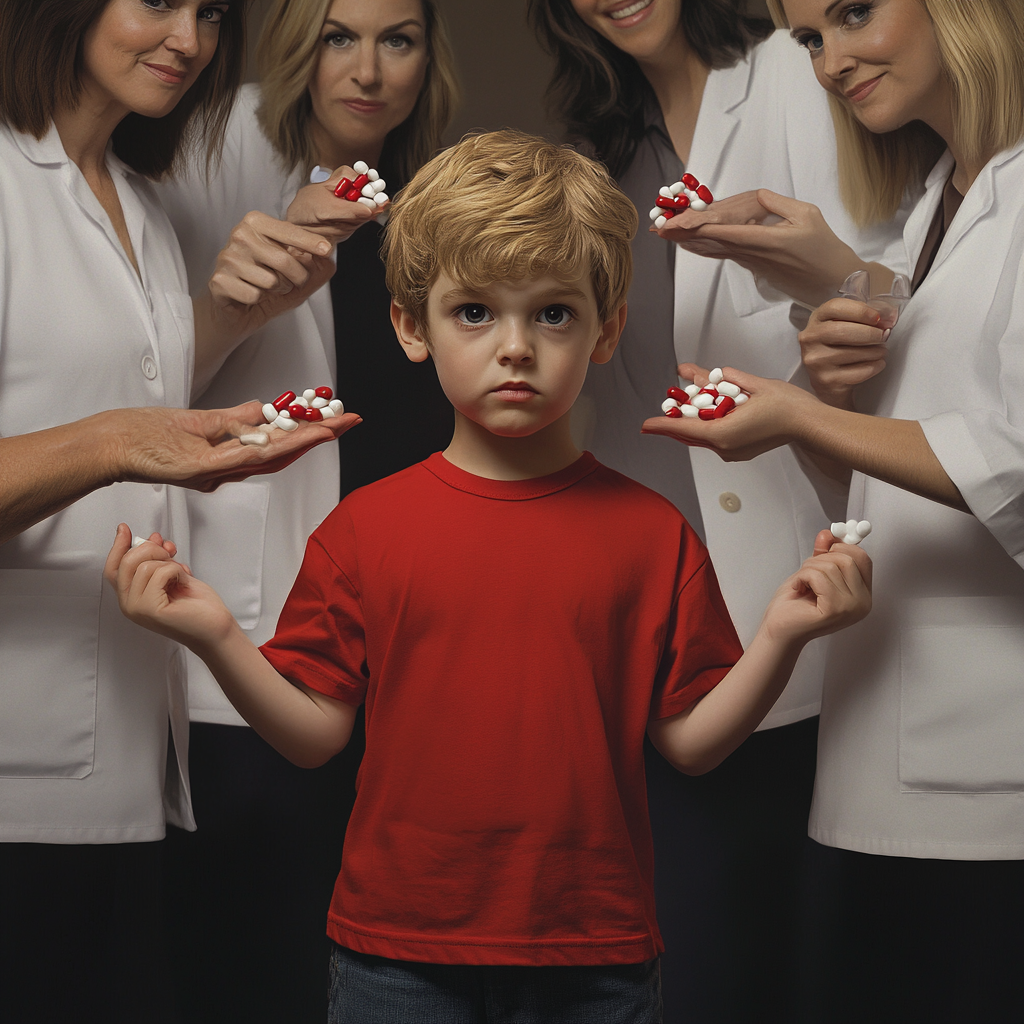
[0,124,194,842]
[156,85,339,726]
[581,31,910,728]
[809,142,1024,859]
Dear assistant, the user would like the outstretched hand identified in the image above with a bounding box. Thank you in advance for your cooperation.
[105,523,233,650]
[657,189,873,307]
[761,529,872,646]
[109,401,361,492]
[286,166,380,244]
[641,363,818,461]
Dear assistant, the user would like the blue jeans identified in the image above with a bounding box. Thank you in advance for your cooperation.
[328,943,663,1024]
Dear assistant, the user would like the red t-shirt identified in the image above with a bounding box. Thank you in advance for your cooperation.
[261,453,742,966]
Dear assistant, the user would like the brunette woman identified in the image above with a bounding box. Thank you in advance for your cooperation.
[528,2,910,1020]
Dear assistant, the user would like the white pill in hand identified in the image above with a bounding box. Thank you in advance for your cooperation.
[312,397,329,409]
[262,403,278,423]
[329,399,345,415]
[367,168,379,182]
[302,389,316,402]
[733,393,749,405]
[670,181,685,196]
[680,404,700,419]
[132,535,148,548]
[709,367,724,385]
[240,431,270,447]
[353,160,369,175]
[684,384,701,398]
[716,381,741,398]
[659,186,673,199]
[374,192,389,207]
[830,519,872,545]
[661,398,681,414]
[655,215,667,228]
[275,415,299,431]
[691,393,714,409]
[690,199,708,212]
[357,196,377,209]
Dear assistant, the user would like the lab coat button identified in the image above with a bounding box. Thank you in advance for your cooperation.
[719,492,741,513]
[141,355,158,380]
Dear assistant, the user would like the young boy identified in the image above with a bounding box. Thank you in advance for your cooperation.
[106,131,871,1024]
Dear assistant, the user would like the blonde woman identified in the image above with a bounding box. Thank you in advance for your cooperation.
[154,1,457,1019]
[644,1,1024,1018]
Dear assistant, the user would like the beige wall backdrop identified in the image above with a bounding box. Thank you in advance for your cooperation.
[245,1,772,149]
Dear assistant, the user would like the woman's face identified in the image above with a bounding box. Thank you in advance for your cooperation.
[81,0,228,120]
[782,0,949,136]
[568,0,684,64]
[308,0,430,165]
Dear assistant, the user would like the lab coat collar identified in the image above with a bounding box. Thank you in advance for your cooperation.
[8,120,139,182]
[689,48,753,188]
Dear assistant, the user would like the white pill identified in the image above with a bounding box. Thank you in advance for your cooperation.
[690,199,708,212]
[373,192,389,207]
[329,399,344,415]
[361,182,376,198]
[302,389,316,402]
[277,408,292,419]
[709,367,724,385]
[262,402,278,423]
[659,186,673,199]
[275,415,299,431]
[670,181,685,196]
[309,165,331,184]
[367,168,379,182]
[857,520,872,538]
[714,395,726,406]
[649,207,661,221]
[131,535,147,548]
[655,215,667,228]
[312,397,329,409]
[353,160,369,175]
[691,393,714,409]
[661,398,681,414]
[240,431,270,447]
[680,404,700,418]
[716,381,741,398]
[356,196,376,209]
[294,396,309,408]
[684,384,701,398]
[372,179,387,194]
[733,393,749,405]
[683,188,697,202]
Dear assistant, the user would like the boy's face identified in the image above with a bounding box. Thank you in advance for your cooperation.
[392,271,624,439]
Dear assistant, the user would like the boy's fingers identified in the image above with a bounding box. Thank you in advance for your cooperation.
[104,523,133,587]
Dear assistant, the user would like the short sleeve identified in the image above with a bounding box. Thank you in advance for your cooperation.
[259,509,369,706]
[650,531,744,720]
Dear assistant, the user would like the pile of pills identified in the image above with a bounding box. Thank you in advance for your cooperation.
[239,386,344,446]
[659,367,748,420]
[830,520,872,546]
[649,172,714,229]
[310,160,389,210]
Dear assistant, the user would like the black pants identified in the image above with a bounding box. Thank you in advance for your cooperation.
[646,716,819,1024]
[161,719,364,1024]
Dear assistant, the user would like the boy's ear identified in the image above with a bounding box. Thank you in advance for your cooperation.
[590,303,627,365]
[391,299,430,363]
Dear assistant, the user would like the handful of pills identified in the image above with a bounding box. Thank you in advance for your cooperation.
[830,520,872,546]
[310,160,389,210]
[239,386,345,446]
[659,367,749,420]
[649,172,714,229]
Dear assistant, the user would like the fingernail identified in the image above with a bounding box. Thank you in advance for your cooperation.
[881,328,891,343]
[317,241,331,255]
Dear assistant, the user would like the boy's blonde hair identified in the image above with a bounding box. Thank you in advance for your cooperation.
[254,0,459,183]
[383,130,637,329]
[766,0,1024,225]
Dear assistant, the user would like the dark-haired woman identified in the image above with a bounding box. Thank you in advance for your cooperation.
[0,2,353,1019]
[529,2,908,1020]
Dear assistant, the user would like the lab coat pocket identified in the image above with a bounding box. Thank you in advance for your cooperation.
[0,568,99,778]
[185,481,269,630]
[899,596,1024,793]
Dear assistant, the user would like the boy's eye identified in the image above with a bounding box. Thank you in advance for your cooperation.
[537,305,572,326]
[456,304,492,325]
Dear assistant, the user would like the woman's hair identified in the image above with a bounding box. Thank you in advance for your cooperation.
[766,0,1024,225]
[383,129,637,331]
[255,0,458,184]
[528,0,772,178]
[0,0,247,178]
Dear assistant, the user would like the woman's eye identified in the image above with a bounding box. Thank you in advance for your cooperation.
[796,32,824,53]
[843,3,873,27]
[457,305,492,325]
[538,305,572,326]
[383,34,413,50]
[324,32,354,48]
[198,4,228,23]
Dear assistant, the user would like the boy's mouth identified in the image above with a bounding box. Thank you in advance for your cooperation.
[492,381,538,402]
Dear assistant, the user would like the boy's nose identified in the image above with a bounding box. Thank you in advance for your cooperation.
[496,327,533,363]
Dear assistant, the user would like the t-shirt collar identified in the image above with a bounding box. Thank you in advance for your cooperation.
[423,451,599,501]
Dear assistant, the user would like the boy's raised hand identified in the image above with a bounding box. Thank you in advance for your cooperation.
[762,529,872,646]
[104,523,234,652]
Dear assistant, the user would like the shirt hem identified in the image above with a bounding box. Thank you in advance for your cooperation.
[0,824,167,844]
[327,917,660,967]
[809,826,1024,861]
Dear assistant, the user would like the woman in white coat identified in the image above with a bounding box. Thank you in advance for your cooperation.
[0,1,355,1021]
[529,2,907,1019]
[644,0,1024,1018]
[152,1,458,1019]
